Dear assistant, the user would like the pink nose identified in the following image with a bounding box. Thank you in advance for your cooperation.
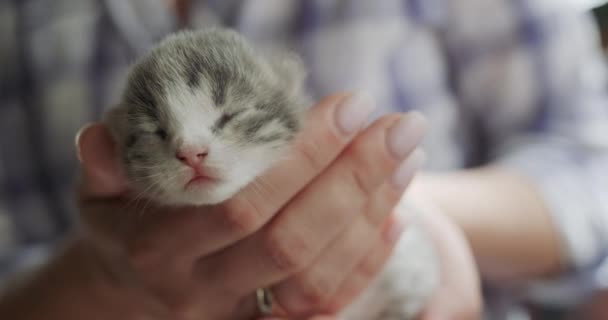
[176,147,209,167]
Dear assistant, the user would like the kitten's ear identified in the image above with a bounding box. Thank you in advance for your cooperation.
[270,51,308,99]
[102,104,128,147]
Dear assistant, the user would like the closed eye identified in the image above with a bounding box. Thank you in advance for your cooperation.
[213,110,244,131]
[154,128,168,140]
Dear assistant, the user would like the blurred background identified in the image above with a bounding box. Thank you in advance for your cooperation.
[1,1,608,319]
[592,1,608,47]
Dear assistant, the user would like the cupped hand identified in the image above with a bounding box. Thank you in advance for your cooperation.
[77,92,427,320]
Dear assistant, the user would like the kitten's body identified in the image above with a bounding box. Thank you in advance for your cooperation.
[104,29,438,320]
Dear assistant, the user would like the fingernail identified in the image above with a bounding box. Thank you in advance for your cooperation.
[391,149,426,190]
[335,91,377,135]
[386,112,428,159]
[383,215,406,244]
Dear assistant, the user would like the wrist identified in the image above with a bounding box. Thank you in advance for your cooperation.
[0,237,170,320]
[408,169,563,281]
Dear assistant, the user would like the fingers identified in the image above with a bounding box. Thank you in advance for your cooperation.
[274,113,426,240]
[221,92,377,233]
[326,215,407,312]
[271,150,425,315]
[76,122,136,256]
[418,209,482,320]
[258,317,336,320]
[199,112,426,294]
[270,217,377,315]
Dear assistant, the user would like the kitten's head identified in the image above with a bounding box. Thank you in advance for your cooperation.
[105,29,308,206]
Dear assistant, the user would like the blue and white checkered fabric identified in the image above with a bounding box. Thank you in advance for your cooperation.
[1,0,608,311]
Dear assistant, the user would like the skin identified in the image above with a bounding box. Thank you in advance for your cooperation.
[0,1,563,318]
[261,195,483,320]
[169,0,561,286]
[172,0,483,318]
[172,0,559,317]
[0,94,467,320]
[408,170,563,283]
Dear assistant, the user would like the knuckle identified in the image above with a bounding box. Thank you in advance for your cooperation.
[222,199,266,237]
[342,147,389,199]
[364,190,399,227]
[327,283,361,313]
[348,167,375,198]
[263,230,314,273]
[357,255,381,279]
[296,276,334,307]
[295,137,328,174]
[278,276,334,315]
[345,131,396,190]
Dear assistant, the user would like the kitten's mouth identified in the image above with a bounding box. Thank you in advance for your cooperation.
[185,173,220,189]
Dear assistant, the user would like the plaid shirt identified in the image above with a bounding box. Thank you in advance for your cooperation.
[2,0,608,313]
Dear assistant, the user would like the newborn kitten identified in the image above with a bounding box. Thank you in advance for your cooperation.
[104,28,439,320]
[104,29,307,205]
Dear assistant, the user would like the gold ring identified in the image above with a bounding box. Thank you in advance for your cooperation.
[255,287,274,315]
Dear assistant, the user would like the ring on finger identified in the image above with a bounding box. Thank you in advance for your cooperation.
[256,287,274,315]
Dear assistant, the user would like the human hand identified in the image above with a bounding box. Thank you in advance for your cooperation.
[260,316,335,320]
[75,92,427,319]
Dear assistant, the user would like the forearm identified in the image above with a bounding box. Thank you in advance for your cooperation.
[0,239,169,320]
[409,167,563,283]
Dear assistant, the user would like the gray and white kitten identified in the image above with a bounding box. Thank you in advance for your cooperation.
[105,29,307,205]
[104,29,439,320]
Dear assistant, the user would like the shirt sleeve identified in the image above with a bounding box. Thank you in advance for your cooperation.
[0,1,59,288]
[441,0,608,304]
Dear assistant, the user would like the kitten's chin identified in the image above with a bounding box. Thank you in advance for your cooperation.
[161,182,243,206]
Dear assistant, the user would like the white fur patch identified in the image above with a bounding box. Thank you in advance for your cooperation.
[165,82,220,149]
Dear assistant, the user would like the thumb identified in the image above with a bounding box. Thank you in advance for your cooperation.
[76,122,127,199]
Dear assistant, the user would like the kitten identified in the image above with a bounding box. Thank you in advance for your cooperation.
[104,29,308,206]
[104,28,438,320]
